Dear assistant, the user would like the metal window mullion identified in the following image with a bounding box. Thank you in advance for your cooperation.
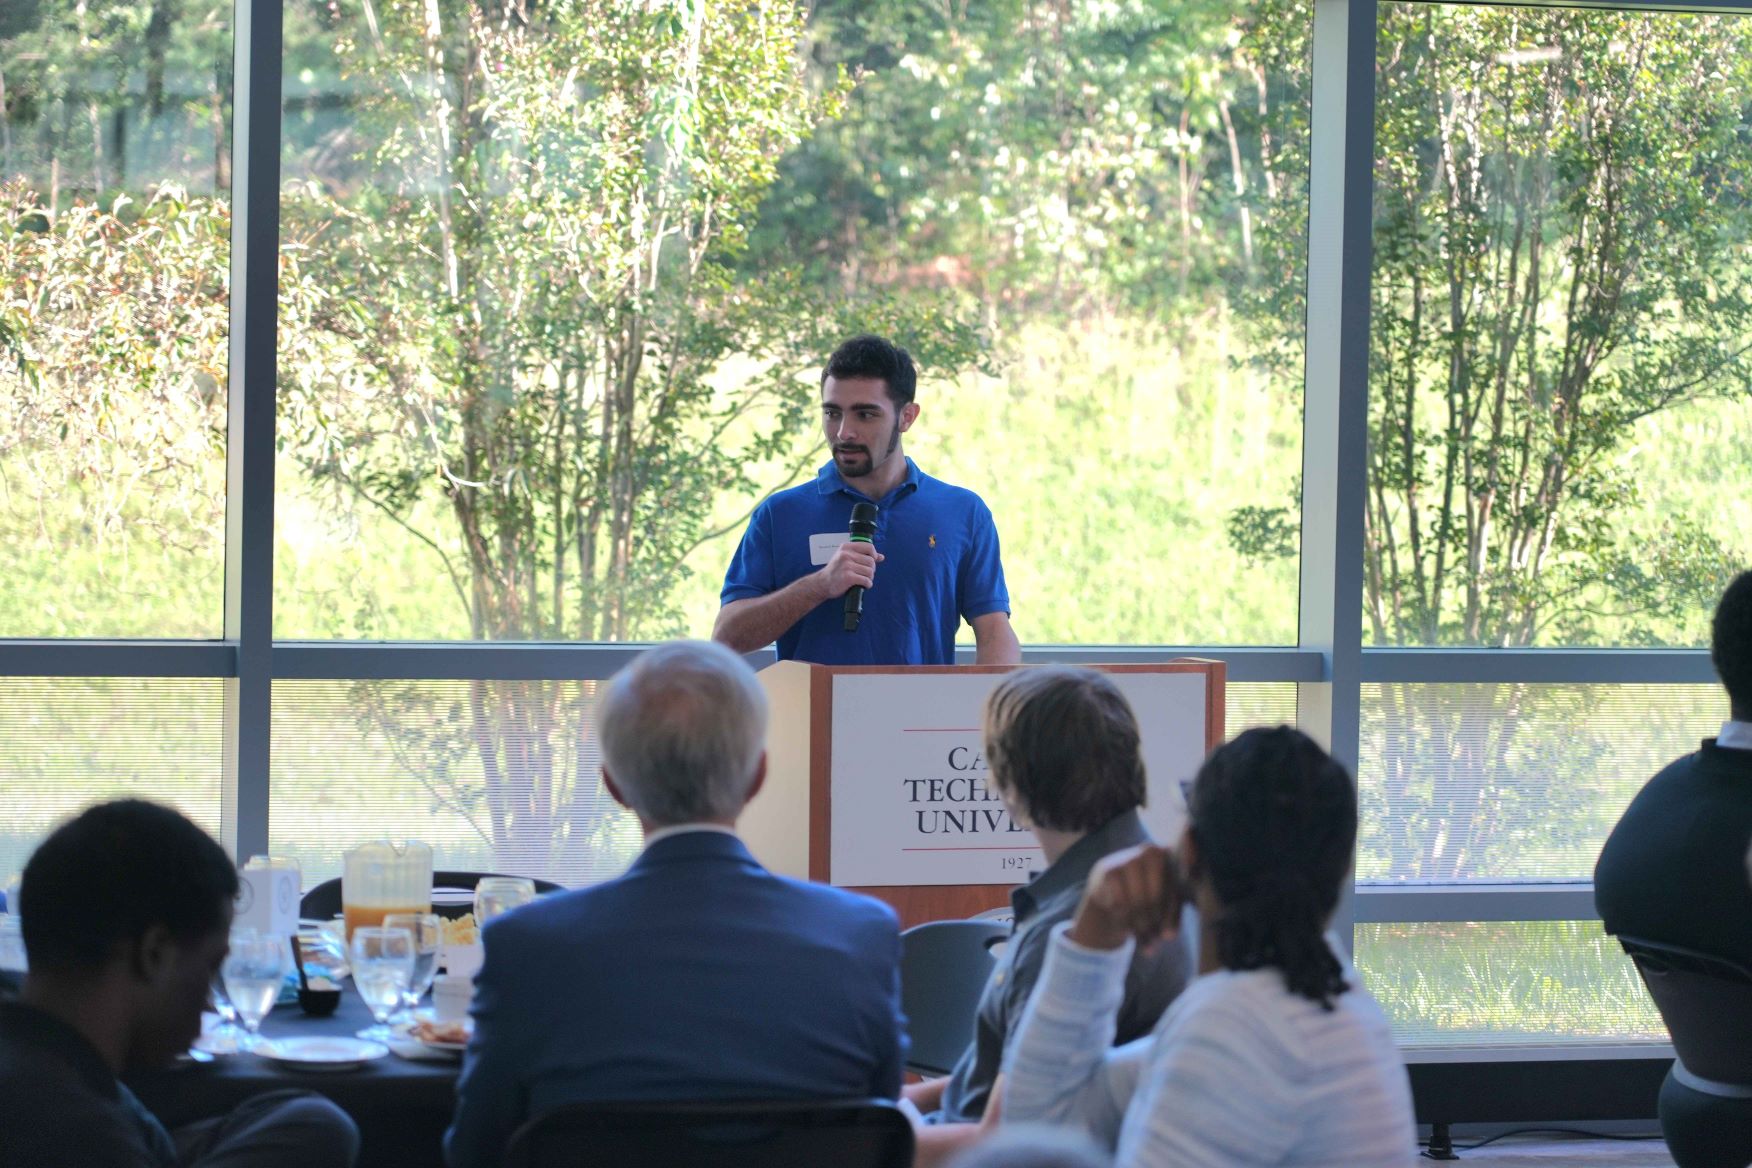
[1360,647,1717,685]
[271,643,1329,683]
[220,0,282,863]
[1353,884,1602,924]
[1299,0,1378,941]
[0,642,237,677]
[272,642,662,682]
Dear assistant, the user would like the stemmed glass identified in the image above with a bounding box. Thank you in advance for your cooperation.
[474,877,536,927]
[383,912,440,1023]
[221,927,291,1052]
[204,974,243,1054]
[351,926,415,1042]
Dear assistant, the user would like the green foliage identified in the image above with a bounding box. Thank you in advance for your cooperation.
[1214,7,1752,891]
[0,0,232,203]
[1371,8,1752,647]
[277,0,991,645]
[0,181,228,635]
[751,0,1305,321]
[270,0,993,865]
[1355,921,1663,1045]
[1237,5,1752,649]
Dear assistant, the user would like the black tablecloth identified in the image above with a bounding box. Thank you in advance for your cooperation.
[126,994,459,1168]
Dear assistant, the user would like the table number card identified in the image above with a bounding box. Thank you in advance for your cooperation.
[236,865,300,935]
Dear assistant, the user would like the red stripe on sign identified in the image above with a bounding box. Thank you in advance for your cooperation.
[901,846,1042,852]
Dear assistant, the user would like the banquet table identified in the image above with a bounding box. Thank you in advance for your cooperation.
[126,995,461,1168]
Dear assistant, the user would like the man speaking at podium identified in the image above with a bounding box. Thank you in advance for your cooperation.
[713,335,1020,666]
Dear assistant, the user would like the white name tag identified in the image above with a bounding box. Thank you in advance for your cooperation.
[809,532,852,566]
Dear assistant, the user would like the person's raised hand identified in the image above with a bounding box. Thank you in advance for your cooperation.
[818,539,883,598]
[1067,843,1183,952]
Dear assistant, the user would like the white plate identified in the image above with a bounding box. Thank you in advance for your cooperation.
[255,1036,388,1071]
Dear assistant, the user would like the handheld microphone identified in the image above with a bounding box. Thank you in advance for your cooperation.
[843,501,879,632]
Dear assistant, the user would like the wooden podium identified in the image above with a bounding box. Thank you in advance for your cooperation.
[739,661,1225,928]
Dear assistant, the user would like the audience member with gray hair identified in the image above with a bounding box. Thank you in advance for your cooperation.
[446,640,906,1168]
[598,638,771,826]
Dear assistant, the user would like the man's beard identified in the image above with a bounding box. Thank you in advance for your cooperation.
[834,419,901,478]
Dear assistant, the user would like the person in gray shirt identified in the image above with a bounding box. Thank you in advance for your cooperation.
[907,667,1192,1127]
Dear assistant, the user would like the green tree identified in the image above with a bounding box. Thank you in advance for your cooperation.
[0,0,232,206]
[1233,6,1752,879]
[1236,6,1752,649]
[751,0,1299,321]
[1366,7,1750,649]
[274,0,983,872]
[0,181,231,636]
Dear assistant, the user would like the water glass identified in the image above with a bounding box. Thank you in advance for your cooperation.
[221,928,291,1051]
[200,973,243,1053]
[473,877,536,926]
[0,914,26,974]
[383,912,441,1019]
[351,926,415,1042]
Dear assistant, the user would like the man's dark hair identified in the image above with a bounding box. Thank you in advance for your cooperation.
[1713,570,1752,716]
[821,334,918,407]
[1189,726,1356,1010]
[983,667,1146,834]
[20,799,238,974]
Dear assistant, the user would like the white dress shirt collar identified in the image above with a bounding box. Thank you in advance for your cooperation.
[641,822,740,851]
[1717,720,1752,751]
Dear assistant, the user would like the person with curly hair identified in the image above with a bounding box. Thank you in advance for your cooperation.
[999,726,1415,1167]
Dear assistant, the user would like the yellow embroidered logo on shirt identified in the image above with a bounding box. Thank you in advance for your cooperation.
[929,534,937,548]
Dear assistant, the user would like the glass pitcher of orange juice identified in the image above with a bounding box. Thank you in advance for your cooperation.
[341,841,433,941]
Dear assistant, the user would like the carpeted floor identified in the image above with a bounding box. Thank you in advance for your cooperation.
[1429,1133,1674,1166]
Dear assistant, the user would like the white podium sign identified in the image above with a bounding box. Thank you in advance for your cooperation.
[828,670,1209,887]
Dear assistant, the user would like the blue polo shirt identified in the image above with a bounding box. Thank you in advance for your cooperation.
[721,459,1010,665]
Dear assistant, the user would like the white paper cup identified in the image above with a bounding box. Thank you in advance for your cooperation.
[432,974,474,1023]
[439,942,484,979]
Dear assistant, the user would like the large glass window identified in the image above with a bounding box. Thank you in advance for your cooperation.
[272,0,1310,646]
[1358,682,1724,883]
[0,0,232,637]
[1367,3,1752,649]
[270,679,636,886]
[0,678,223,881]
[1354,0,1752,1053]
[9,0,1744,1091]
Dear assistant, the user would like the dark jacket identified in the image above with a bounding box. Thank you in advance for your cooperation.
[445,829,906,1168]
[0,1000,178,1168]
[1596,739,1752,969]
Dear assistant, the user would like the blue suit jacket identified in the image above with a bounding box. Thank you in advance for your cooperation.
[443,830,907,1168]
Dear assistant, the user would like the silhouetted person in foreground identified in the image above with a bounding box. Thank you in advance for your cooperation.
[1598,568,1752,1168]
[0,799,358,1168]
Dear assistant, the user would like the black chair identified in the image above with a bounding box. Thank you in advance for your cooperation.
[299,870,563,921]
[502,1098,914,1168]
[900,918,1008,1076]
[1618,935,1752,1168]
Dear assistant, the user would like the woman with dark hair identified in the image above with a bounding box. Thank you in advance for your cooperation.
[998,726,1415,1166]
